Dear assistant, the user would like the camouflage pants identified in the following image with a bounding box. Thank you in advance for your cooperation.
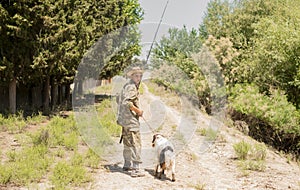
[122,127,142,167]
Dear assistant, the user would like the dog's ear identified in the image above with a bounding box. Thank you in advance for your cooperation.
[152,134,157,144]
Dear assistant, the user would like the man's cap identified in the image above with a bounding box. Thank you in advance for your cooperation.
[127,67,143,77]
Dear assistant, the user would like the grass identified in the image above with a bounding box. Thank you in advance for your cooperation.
[0,111,47,133]
[190,182,206,190]
[144,81,182,110]
[1,145,51,186]
[197,127,207,136]
[233,140,268,172]
[0,109,109,189]
[233,140,251,160]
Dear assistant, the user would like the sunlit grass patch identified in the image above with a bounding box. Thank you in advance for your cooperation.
[234,140,268,173]
[2,145,51,186]
[50,160,91,189]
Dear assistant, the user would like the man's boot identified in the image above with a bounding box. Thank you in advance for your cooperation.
[131,162,145,177]
[123,160,133,171]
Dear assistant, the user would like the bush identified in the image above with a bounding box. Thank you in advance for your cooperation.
[230,84,300,154]
[85,149,101,169]
[230,84,300,134]
[233,140,251,160]
[0,164,12,185]
[234,141,267,172]
[51,161,90,189]
[0,113,27,133]
[96,99,121,136]
[4,145,51,185]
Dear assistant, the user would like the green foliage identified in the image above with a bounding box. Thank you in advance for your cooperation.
[238,160,266,172]
[234,140,268,172]
[201,0,300,107]
[0,0,143,114]
[97,99,121,136]
[84,149,101,169]
[26,112,47,125]
[233,140,251,160]
[0,164,12,185]
[250,143,267,161]
[230,84,300,134]
[47,115,79,149]
[249,2,300,107]
[0,113,26,133]
[50,161,91,189]
[3,145,51,185]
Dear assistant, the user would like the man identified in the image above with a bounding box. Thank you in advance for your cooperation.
[117,66,145,177]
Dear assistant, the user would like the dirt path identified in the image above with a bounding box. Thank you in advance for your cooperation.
[92,84,300,190]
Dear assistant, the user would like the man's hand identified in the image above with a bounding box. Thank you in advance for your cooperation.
[130,105,143,117]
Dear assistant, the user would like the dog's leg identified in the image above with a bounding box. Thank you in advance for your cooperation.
[154,164,159,177]
[171,160,176,182]
[158,162,165,179]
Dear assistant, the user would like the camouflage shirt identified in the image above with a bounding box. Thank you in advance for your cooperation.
[117,80,140,131]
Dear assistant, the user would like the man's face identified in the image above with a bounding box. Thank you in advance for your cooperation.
[131,73,143,85]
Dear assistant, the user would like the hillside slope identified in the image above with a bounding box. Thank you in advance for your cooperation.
[92,83,300,190]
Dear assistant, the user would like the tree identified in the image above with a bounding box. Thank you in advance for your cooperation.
[0,0,143,114]
[0,0,41,113]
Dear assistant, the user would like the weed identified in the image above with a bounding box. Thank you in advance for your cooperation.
[233,140,251,160]
[64,131,78,150]
[250,143,267,161]
[96,99,121,136]
[4,145,51,185]
[5,114,27,134]
[26,112,46,125]
[30,128,49,146]
[238,160,266,172]
[54,147,65,158]
[0,164,12,185]
[51,161,91,189]
[7,150,17,162]
[191,182,206,190]
[197,128,207,136]
[206,127,218,141]
[85,149,101,169]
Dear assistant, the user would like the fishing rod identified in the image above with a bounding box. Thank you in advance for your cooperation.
[145,0,170,65]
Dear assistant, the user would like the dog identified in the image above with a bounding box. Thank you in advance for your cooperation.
[152,134,176,182]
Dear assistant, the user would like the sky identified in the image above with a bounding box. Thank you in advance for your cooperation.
[137,0,211,59]
[139,0,210,29]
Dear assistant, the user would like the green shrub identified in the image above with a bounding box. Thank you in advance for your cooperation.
[233,140,251,160]
[26,112,47,125]
[5,145,51,185]
[30,128,49,146]
[84,149,101,169]
[0,164,12,185]
[96,99,121,136]
[64,131,78,150]
[251,143,267,161]
[3,114,27,134]
[230,84,300,154]
[51,161,91,189]
[238,160,266,172]
[230,84,300,134]
[47,116,78,148]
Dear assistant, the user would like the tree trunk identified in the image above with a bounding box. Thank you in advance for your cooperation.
[9,78,17,114]
[58,85,62,105]
[65,84,71,108]
[43,77,50,115]
[51,79,58,110]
